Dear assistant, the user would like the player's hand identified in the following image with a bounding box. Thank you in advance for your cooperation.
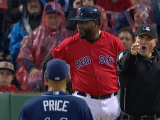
[73,0,81,8]
[29,68,41,77]
[21,35,29,46]
[130,43,140,56]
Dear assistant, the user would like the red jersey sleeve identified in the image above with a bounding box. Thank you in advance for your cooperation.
[52,37,70,64]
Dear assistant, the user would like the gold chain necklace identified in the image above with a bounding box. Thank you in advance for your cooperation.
[96,30,101,39]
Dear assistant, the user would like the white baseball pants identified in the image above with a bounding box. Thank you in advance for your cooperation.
[73,91,120,120]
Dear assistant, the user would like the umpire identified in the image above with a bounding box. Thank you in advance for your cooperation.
[17,59,93,120]
[117,24,160,120]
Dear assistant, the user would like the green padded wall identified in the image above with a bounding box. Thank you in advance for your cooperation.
[0,93,10,120]
[10,93,42,120]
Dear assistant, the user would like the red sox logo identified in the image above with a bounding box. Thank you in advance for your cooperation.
[77,9,81,16]
[3,62,12,69]
[4,62,8,67]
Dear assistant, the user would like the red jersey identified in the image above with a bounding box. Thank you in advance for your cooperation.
[52,31,125,96]
[0,85,17,93]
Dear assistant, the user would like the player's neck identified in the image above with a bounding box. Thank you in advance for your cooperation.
[86,29,101,40]
[48,85,66,92]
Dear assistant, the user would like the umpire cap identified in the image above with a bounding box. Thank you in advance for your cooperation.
[71,5,101,25]
[45,59,69,81]
[136,24,157,39]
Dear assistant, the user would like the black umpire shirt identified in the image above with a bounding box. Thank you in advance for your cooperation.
[117,48,160,116]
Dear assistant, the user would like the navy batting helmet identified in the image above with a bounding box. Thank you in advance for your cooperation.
[71,5,101,25]
[81,0,97,5]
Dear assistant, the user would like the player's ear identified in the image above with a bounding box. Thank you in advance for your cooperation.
[95,21,99,28]
[154,39,157,46]
[44,75,48,83]
[66,76,70,82]
[155,39,157,43]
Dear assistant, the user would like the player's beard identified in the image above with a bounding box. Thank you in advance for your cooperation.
[79,29,92,39]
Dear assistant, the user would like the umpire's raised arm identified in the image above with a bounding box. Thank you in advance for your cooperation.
[117,42,141,74]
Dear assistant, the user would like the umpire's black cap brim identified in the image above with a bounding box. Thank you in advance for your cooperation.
[136,33,156,39]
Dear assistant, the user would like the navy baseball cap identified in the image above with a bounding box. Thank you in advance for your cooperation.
[136,24,157,39]
[45,59,68,81]
[45,4,61,14]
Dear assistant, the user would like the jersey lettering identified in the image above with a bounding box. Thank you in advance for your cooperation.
[43,100,69,112]
[80,58,85,66]
[75,56,91,69]
[60,118,68,120]
[44,117,50,120]
[75,60,81,69]
[44,117,68,120]
[85,56,91,64]
[99,55,114,65]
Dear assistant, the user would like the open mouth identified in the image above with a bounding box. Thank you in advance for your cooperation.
[142,46,146,51]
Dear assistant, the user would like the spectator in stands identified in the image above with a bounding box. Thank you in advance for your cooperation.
[7,0,23,24]
[97,0,132,26]
[56,0,75,18]
[9,0,46,67]
[1,0,23,35]
[0,1,23,64]
[118,27,135,49]
[46,0,75,18]
[16,2,69,91]
[0,61,17,93]
[130,0,159,9]
[114,0,160,33]
[114,0,160,49]
[66,0,114,34]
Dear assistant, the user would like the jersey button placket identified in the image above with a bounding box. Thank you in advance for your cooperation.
[92,50,94,54]
[91,46,95,55]
[91,45,101,95]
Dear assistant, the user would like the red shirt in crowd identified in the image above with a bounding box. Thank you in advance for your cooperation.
[97,0,132,25]
[97,0,131,12]
[0,85,17,93]
[52,31,125,96]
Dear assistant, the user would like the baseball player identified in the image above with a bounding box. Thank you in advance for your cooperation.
[17,59,93,120]
[43,5,125,120]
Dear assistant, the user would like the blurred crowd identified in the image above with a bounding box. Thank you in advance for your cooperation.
[0,0,160,93]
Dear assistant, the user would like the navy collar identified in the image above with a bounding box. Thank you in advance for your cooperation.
[43,91,70,96]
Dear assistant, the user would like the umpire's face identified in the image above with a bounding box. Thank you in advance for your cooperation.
[77,20,99,39]
[135,34,156,58]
